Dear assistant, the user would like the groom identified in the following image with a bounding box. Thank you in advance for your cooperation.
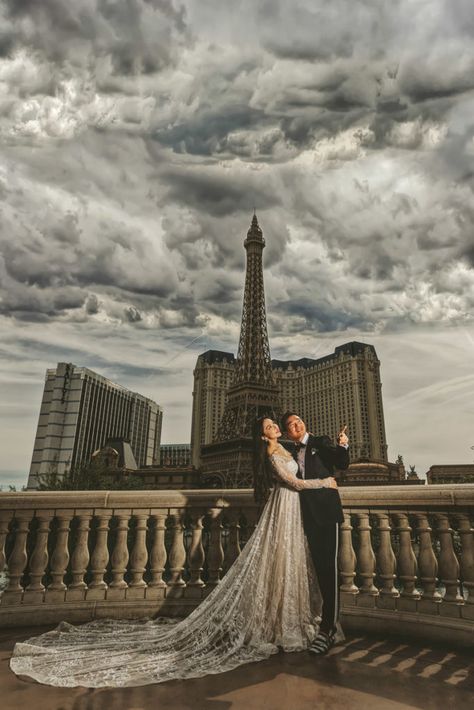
[281,412,350,655]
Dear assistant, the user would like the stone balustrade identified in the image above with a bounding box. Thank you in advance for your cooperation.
[0,486,473,647]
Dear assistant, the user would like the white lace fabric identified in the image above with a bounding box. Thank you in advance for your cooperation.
[10,453,335,688]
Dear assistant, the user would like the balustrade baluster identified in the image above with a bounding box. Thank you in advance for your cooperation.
[69,513,91,590]
[373,512,398,597]
[224,510,241,571]
[0,513,13,578]
[187,511,205,593]
[435,513,463,603]
[207,509,224,586]
[88,513,111,591]
[339,512,358,596]
[109,512,131,589]
[3,513,32,600]
[394,513,419,599]
[47,512,72,593]
[355,512,378,595]
[129,513,148,589]
[26,514,52,593]
[168,511,186,589]
[455,514,474,605]
[149,512,167,590]
[414,513,440,602]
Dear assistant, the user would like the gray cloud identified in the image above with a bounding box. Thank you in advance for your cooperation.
[0,0,473,478]
[2,0,189,69]
[162,163,281,216]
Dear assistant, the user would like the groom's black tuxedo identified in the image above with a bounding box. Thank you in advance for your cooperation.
[296,434,349,525]
[283,433,350,635]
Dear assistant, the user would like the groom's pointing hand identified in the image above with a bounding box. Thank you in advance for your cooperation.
[337,425,349,447]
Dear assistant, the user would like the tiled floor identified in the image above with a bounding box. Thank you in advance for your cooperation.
[1,626,473,710]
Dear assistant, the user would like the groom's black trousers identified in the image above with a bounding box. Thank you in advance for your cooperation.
[303,519,340,635]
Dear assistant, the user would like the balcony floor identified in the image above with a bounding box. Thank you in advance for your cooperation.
[1,626,473,710]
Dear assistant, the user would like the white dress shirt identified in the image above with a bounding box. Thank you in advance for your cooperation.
[296,432,309,478]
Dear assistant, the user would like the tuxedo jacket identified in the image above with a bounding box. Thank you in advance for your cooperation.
[284,433,350,526]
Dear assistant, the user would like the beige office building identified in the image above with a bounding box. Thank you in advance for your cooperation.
[191,342,388,468]
[27,362,163,488]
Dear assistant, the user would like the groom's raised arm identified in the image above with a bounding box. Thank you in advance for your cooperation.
[318,435,350,471]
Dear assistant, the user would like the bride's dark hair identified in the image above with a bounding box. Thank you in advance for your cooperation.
[252,415,275,506]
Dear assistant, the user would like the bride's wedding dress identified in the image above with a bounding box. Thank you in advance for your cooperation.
[10,448,333,687]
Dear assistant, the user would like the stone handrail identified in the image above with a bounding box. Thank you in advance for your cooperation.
[0,486,473,647]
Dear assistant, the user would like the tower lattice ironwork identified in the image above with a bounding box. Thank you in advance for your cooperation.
[200,214,280,487]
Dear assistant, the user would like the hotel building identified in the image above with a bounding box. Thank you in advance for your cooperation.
[27,362,162,488]
[191,342,388,469]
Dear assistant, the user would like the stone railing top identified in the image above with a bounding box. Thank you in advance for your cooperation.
[0,484,474,511]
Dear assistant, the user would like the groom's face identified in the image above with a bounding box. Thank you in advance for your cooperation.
[285,415,307,442]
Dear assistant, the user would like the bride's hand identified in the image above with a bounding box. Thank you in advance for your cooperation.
[324,477,338,489]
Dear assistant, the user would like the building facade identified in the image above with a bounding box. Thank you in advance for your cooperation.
[426,464,474,484]
[160,444,191,467]
[133,466,199,489]
[27,362,163,488]
[191,351,236,468]
[191,341,388,469]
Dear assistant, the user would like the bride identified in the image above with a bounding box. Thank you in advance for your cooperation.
[10,416,340,688]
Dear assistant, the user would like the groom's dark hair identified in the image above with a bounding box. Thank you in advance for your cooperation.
[280,411,300,432]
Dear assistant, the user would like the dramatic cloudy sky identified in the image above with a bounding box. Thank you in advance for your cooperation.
[1,0,473,487]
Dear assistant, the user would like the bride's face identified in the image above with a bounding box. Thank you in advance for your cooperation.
[262,418,281,441]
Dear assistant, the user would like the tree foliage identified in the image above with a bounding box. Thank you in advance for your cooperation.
[36,461,147,491]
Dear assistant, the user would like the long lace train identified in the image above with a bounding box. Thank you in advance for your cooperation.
[10,485,326,687]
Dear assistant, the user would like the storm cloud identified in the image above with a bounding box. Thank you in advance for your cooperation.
[0,0,473,481]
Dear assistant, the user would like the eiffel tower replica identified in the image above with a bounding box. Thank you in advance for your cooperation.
[200,214,281,487]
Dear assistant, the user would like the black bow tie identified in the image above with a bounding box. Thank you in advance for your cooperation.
[294,442,306,453]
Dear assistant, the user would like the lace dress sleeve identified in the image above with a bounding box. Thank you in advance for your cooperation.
[301,478,328,489]
[270,453,327,490]
[269,453,301,490]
